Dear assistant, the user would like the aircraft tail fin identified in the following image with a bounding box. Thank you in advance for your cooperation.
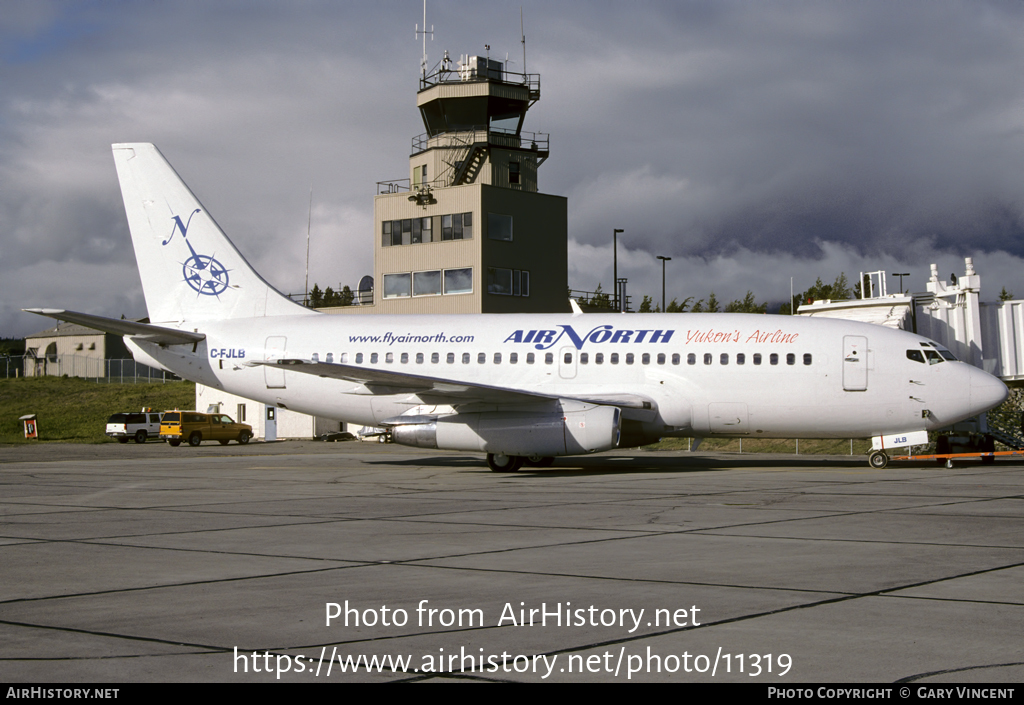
[111,143,311,323]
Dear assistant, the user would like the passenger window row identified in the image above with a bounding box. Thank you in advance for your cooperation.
[308,350,812,367]
[686,352,812,366]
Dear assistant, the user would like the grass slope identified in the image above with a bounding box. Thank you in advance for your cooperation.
[1,377,195,444]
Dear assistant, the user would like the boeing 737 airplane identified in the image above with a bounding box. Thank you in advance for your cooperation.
[25,144,1009,470]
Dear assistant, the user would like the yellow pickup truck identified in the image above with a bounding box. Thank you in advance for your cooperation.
[160,411,253,447]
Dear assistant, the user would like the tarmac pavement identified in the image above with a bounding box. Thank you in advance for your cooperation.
[1,440,1022,683]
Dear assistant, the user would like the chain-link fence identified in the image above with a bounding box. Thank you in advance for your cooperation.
[1,354,181,383]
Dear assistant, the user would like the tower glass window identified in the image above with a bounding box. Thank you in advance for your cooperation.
[413,270,441,297]
[383,273,411,298]
[487,268,513,295]
[443,268,473,294]
[488,213,513,241]
[384,213,469,246]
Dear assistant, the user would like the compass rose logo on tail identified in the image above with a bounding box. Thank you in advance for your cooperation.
[164,210,231,297]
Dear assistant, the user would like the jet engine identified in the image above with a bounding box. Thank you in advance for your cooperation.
[390,406,622,457]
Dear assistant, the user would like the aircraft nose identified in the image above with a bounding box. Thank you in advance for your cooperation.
[970,365,1009,414]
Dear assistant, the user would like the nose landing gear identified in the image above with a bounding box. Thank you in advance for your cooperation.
[868,450,888,469]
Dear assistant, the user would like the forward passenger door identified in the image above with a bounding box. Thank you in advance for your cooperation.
[843,336,868,391]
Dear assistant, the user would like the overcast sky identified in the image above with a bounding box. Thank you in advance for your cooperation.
[5,1,1024,336]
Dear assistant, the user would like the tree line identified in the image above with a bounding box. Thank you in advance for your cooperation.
[307,284,355,308]
[576,284,768,313]
[576,272,875,314]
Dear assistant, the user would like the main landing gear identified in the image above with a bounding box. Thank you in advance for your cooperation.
[485,454,556,472]
[486,453,523,472]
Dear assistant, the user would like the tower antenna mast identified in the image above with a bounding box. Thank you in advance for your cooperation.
[521,7,526,76]
[415,0,434,79]
[303,185,312,306]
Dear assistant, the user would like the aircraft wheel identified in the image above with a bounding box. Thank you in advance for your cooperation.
[117,436,130,444]
[868,451,888,469]
[134,430,147,444]
[487,453,523,472]
[378,434,388,444]
[524,456,554,467]
[168,439,181,447]
[188,432,203,447]
[238,431,250,445]
[945,458,955,469]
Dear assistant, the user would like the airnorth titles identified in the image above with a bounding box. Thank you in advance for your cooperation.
[504,324,798,350]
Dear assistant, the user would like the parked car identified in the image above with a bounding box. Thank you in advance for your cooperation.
[106,411,163,444]
[160,411,252,447]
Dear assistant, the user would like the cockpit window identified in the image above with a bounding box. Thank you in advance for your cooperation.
[938,349,957,361]
[925,350,944,365]
[907,350,925,364]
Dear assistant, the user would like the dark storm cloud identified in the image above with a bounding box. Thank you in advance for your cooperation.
[536,2,1024,264]
[3,1,1024,334]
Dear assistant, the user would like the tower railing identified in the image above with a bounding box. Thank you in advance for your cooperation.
[420,66,540,101]
[411,127,549,157]
[375,128,550,193]
[376,177,451,195]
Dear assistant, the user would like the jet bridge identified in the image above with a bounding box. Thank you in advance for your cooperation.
[799,258,1024,456]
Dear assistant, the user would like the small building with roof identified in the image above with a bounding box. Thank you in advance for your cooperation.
[23,320,133,378]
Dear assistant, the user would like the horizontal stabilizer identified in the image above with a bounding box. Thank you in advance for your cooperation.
[23,308,205,346]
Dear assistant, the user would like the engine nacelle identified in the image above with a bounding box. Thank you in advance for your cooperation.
[390,407,622,456]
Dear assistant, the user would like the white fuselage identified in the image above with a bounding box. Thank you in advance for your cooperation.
[129,311,1006,441]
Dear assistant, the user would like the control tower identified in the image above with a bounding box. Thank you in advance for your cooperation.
[372,51,568,313]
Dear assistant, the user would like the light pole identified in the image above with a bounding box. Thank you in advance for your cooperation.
[657,256,671,311]
[613,229,623,310]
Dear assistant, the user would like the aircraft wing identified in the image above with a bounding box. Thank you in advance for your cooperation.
[252,359,655,409]
[22,308,206,346]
